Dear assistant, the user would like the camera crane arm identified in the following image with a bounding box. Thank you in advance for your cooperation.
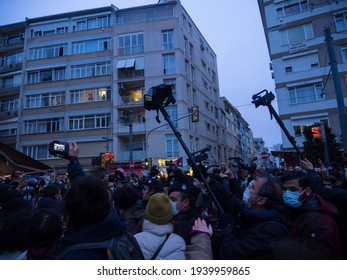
[252,90,305,161]
[144,84,224,214]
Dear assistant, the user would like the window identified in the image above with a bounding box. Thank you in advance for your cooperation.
[3,52,23,66]
[185,59,190,79]
[341,45,347,62]
[70,87,111,104]
[280,23,313,45]
[71,62,111,79]
[189,43,194,61]
[69,114,110,130]
[276,1,308,17]
[23,118,64,134]
[25,92,65,108]
[30,23,69,38]
[284,52,319,73]
[163,79,176,99]
[184,37,188,56]
[163,53,175,75]
[162,30,174,49]
[27,68,65,84]
[335,11,347,32]
[292,119,328,138]
[166,105,178,128]
[0,98,18,112]
[166,134,179,157]
[22,145,53,160]
[288,83,324,104]
[118,32,144,55]
[73,15,110,31]
[72,38,111,54]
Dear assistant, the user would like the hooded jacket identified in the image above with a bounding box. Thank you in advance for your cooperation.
[57,211,126,260]
[134,219,186,260]
[291,193,342,259]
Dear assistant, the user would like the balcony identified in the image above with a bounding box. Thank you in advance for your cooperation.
[0,110,18,120]
[0,135,16,146]
[118,69,144,79]
[116,123,146,134]
[0,62,23,73]
[0,85,21,96]
[0,37,24,50]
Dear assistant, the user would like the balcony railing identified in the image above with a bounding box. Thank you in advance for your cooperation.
[0,85,21,94]
[0,37,24,48]
[116,123,146,133]
[0,110,18,118]
[0,62,23,73]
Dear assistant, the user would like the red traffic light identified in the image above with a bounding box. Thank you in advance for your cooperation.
[311,127,321,138]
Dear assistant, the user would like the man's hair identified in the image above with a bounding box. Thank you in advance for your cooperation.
[64,175,111,230]
[43,183,60,199]
[257,177,284,210]
[280,171,311,189]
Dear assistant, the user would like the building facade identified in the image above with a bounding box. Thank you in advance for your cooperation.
[1,0,253,174]
[258,0,347,159]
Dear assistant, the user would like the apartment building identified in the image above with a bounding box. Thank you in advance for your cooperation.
[0,22,25,148]
[220,97,254,164]
[258,0,347,162]
[0,0,250,173]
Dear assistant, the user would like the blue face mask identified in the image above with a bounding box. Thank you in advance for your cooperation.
[283,190,304,208]
[242,186,251,208]
[170,201,179,215]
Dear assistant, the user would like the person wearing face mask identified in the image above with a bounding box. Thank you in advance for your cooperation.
[207,172,291,259]
[281,170,342,259]
[168,181,200,245]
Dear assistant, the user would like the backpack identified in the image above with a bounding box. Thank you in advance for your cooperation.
[56,231,144,260]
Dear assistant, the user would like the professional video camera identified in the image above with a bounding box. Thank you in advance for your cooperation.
[48,140,69,156]
[187,147,210,166]
[144,84,176,111]
[228,156,256,173]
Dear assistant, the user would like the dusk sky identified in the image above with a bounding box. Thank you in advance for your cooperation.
[0,0,282,148]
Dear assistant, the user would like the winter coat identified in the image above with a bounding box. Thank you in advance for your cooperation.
[291,193,342,259]
[134,219,186,260]
[174,207,200,244]
[118,204,145,234]
[57,211,127,260]
[218,209,291,260]
[185,233,213,260]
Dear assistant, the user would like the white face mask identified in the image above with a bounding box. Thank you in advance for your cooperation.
[170,201,179,215]
[243,187,250,208]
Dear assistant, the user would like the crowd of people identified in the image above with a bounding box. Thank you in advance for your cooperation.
[0,141,347,260]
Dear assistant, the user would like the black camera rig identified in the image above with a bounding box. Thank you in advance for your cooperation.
[144,84,224,214]
[252,90,304,160]
[187,147,210,166]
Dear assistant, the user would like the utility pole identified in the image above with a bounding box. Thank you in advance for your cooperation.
[129,110,133,174]
[320,120,330,165]
[324,28,347,153]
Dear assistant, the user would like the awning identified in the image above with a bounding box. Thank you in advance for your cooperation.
[125,58,135,68]
[0,142,53,176]
[116,59,127,68]
[116,57,144,69]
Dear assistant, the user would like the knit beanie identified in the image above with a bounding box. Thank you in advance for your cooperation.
[146,193,173,225]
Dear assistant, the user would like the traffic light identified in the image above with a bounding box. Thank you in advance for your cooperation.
[191,106,199,123]
[311,127,321,139]
[100,152,114,169]
[148,157,153,169]
[143,158,149,169]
